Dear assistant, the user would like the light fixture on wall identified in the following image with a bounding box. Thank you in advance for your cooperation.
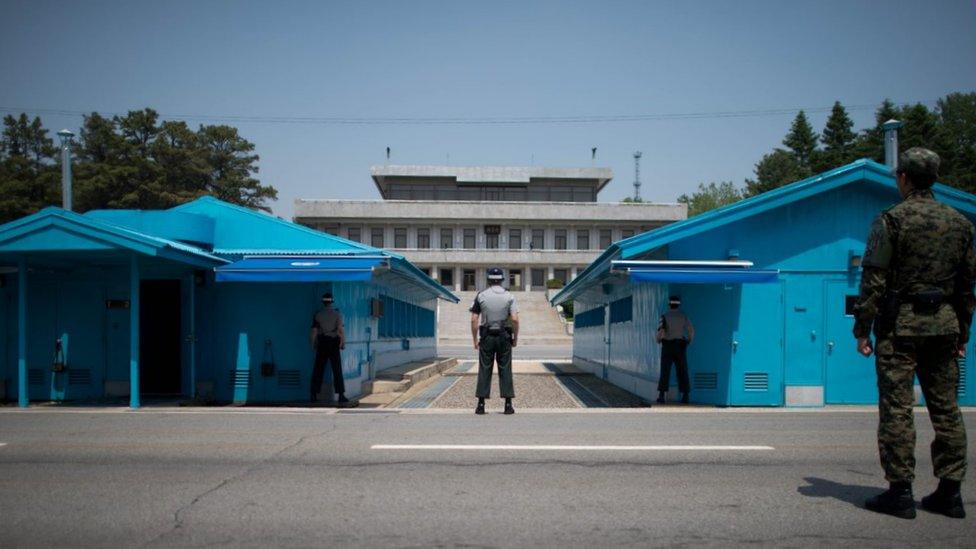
[849,251,862,270]
[727,248,740,260]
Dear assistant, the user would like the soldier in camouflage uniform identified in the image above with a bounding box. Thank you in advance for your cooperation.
[853,147,975,519]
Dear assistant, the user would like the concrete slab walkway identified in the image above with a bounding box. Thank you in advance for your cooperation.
[391,360,650,410]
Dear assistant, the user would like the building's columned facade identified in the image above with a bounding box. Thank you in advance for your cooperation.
[295,166,687,292]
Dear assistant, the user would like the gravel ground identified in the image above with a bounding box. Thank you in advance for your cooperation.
[431,374,581,409]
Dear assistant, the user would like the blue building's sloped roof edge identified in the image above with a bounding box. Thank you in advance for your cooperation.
[551,159,976,306]
[173,196,458,302]
[0,206,228,266]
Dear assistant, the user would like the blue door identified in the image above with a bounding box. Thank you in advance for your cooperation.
[824,280,877,404]
[729,282,784,406]
[57,281,105,400]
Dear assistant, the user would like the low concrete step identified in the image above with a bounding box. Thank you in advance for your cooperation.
[359,357,458,402]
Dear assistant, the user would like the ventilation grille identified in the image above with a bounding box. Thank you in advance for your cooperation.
[959,358,967,399]
[278,370,301,388]
[230,370,250,388]
[68,369,91,386]
[28,369,44,385]
[693,372,718,391]
[744,372,769,392]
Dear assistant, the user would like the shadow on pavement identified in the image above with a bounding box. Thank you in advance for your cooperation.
[798,476,882,509]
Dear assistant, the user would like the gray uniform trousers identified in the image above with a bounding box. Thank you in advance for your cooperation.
[476,333,514,399]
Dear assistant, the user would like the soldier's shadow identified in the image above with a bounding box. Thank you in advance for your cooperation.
[797,477,882,509]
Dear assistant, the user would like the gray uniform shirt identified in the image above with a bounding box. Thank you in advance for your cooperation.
[311,307,343,337]
[659,309,690,341]
[470,285,519,328]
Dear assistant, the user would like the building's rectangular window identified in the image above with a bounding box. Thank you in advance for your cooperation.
[599,229,612,248]
[509,229,522,250]
[554,229,567,250]
[463,228,476,249]
[620,228,636,239]
[371,227,385,248]
[551,187,572,202]
[394,227,407,248]
[531,229,545,250]
[346,227,361,243]
[321,224,339,236]
[440,267,454,287]
[417,228,431,249]
[553,268,568,285]
[573,187,594,202]
[528,187,548,201]
[576,229,590,250]
[531,268,546,288]
[504,188,527,201]
[440,228,454,249]
[485,187,504,201]
[486,234,499,249]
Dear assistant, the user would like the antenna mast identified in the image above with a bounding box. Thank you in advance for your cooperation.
[632,151,642,201]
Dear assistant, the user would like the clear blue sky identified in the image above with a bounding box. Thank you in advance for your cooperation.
[2,0,975,218]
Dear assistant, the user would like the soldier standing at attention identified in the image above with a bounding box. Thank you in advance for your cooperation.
[656,295,694,404]
[310,292,349,406]
[471,267,519,415]
[853,147,974,519]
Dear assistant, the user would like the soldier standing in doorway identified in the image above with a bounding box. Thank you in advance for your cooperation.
[853,147,974,519]
[656,295,694,404]
[471,267,519,415]
[310,292,349,406]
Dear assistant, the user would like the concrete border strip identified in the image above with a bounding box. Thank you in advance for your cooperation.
[371,444,775,451]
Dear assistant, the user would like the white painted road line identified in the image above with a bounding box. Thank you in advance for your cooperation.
[0,443,6,447]
[371,444,775,451]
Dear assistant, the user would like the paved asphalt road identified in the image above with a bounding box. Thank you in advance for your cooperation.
[1,408,974,548]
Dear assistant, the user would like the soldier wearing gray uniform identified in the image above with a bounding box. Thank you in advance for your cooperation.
[656,295,695,404]
[310,292,348,405]
[470,267,520,415]
[853,147,974,519]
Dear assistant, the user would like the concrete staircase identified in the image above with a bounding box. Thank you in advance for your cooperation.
[438,290,572,345]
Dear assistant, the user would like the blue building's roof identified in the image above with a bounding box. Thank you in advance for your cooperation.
[552,159,976,305]
[0,196,458,302]
[0,207,227,267]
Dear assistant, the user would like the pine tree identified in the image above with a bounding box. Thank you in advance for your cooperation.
[744,149,810,196]
[815,101,856,171]
[783,110,818,168]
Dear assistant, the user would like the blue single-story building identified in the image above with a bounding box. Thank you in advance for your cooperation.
[552,159,976,407]
[0,196,457,407]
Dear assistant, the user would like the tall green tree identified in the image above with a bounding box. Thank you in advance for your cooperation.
[783,110,818,169]
[852,98,900,162]
[0,108,277,222]
[197,124,276,210]
[935,92,976,193]
[0,114,59,221]
[814,101,857,172]
[677,181,743,216]
[744,149,810,196]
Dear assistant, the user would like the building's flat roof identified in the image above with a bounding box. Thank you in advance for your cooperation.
[370,165,614,197]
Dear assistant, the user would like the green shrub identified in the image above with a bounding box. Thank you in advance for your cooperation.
[546,278,564,289]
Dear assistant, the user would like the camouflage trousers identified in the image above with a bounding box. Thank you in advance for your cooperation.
[875,336,968,483]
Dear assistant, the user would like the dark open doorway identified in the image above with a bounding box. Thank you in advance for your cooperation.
[140,280,182,395]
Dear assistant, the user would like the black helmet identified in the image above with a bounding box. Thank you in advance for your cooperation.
[487,267,504,281]
[322,292,334,304]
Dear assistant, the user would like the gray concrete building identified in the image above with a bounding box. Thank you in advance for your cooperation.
[294,165,687,292]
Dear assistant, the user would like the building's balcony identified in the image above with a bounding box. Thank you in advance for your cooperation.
[391,248,602,266]
[294,199,686,223]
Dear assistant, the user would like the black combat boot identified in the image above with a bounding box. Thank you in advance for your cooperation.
[337,394,350,406]
[475,398,485,415]
[504,398,515,415]
[656,391,666,404]
[865,482,916,519]
[680,392,690,404]
[921,479,965,518]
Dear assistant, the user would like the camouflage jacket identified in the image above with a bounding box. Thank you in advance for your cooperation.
[853,189,976,341]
